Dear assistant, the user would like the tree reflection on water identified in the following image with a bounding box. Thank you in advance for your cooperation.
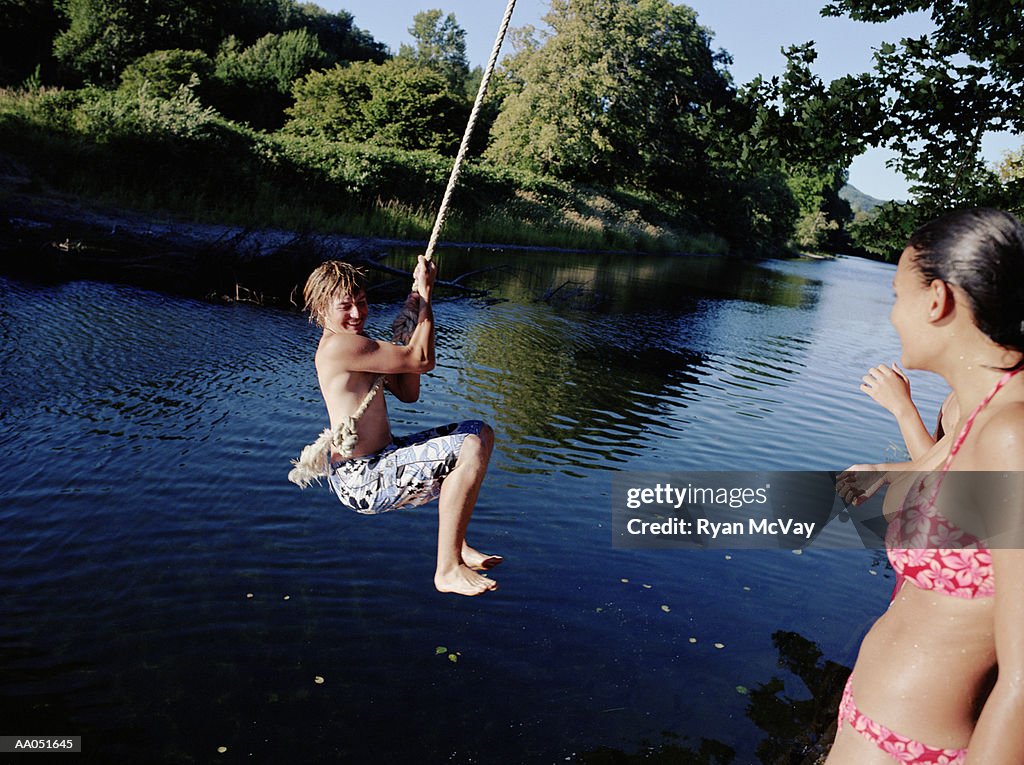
[576,630,849,765]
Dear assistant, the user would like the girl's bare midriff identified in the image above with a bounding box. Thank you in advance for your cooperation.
[851,585,995,747]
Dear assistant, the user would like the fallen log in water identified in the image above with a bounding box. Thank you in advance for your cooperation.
[0,193,494,306]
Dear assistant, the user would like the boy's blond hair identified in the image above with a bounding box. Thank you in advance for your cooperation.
[303,260,366,328]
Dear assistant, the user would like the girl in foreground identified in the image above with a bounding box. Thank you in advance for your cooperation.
[830,208,1024,764]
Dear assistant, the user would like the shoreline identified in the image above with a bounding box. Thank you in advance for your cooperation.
[0,187,694,306]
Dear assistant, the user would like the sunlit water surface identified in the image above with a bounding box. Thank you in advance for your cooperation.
[0,249,950,763]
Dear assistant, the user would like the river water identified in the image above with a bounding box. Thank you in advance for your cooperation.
[0,248,949,763]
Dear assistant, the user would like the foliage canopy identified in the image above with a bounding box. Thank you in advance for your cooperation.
[7,0,1024,259]
[286,59,468,154]
[50,0,383,85]
[821,0,1024,254]
[486,0,733,189]
[397,10,470,95]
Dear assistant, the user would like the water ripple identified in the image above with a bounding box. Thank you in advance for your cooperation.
[0,254,947,764]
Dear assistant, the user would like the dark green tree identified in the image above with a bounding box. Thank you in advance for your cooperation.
[397,9,470,94]
[286,3,387,65]
[285,58,467,153]
[51,0,384,85]
[0,0,62,85]
[211,28,328,129]
[485,0,734,191]
[119,49,215,99]
[729,43,880,252]
[53,0,200,84]
[215,29,326,93]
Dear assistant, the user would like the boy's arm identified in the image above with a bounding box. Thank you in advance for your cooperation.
[385,373,420,403]
[331,257,437,379]
[328,325,433,376]
[385,265,436,401]
[385,299,421,401]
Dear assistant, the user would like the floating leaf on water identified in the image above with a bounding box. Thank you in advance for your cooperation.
[314,676,325,684]
[596,607,604,613]
[714,642,725,649]
[448,653,458,663]
[792,549,803,555]
[736,685,749,695]
[660,605,670,613]
[217,747,227,754]
[435,646,447,655]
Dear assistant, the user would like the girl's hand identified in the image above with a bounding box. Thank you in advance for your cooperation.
[861,363,913,416]
[836,464,888,506]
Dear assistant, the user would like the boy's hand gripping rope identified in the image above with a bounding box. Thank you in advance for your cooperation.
[392,0,518,344]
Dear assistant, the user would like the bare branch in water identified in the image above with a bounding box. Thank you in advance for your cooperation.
[234,284,264,305]
[354,257,499,296]
[538,280,588,302]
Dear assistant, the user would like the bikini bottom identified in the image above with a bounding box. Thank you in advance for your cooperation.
[837,675,967,764]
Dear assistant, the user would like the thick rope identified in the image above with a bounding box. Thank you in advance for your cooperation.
[288,375,384,487]
[393,0,518,343]
[424,0,518,264]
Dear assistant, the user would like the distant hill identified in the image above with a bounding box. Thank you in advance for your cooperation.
[839,184,888,213]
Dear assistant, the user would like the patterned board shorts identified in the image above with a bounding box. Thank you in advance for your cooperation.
[328,420,485,514]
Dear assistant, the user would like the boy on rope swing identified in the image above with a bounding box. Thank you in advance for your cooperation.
[292,257,501,596]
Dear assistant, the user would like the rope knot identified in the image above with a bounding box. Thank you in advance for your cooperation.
[332,415,360,459]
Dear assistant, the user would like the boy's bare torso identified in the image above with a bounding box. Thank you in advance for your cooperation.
[315,332,394,459]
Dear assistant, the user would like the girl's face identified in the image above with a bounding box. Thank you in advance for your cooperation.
[890,247,935,370]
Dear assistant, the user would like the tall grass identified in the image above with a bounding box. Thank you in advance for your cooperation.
[0,86,723,254]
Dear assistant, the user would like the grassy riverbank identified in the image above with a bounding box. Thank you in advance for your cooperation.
[0,86,727,256]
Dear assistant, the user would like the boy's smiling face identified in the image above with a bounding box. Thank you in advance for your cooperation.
[325,289,369,334]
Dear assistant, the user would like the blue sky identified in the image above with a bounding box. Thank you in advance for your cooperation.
[321,0,1020,201]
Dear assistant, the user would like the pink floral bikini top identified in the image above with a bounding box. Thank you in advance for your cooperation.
[886,368,1021,600]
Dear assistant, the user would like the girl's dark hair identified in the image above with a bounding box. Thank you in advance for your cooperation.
[907,208,1024,366]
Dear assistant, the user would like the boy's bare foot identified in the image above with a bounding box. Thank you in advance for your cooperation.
[461,543,504,571]
[435,564,498,596]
